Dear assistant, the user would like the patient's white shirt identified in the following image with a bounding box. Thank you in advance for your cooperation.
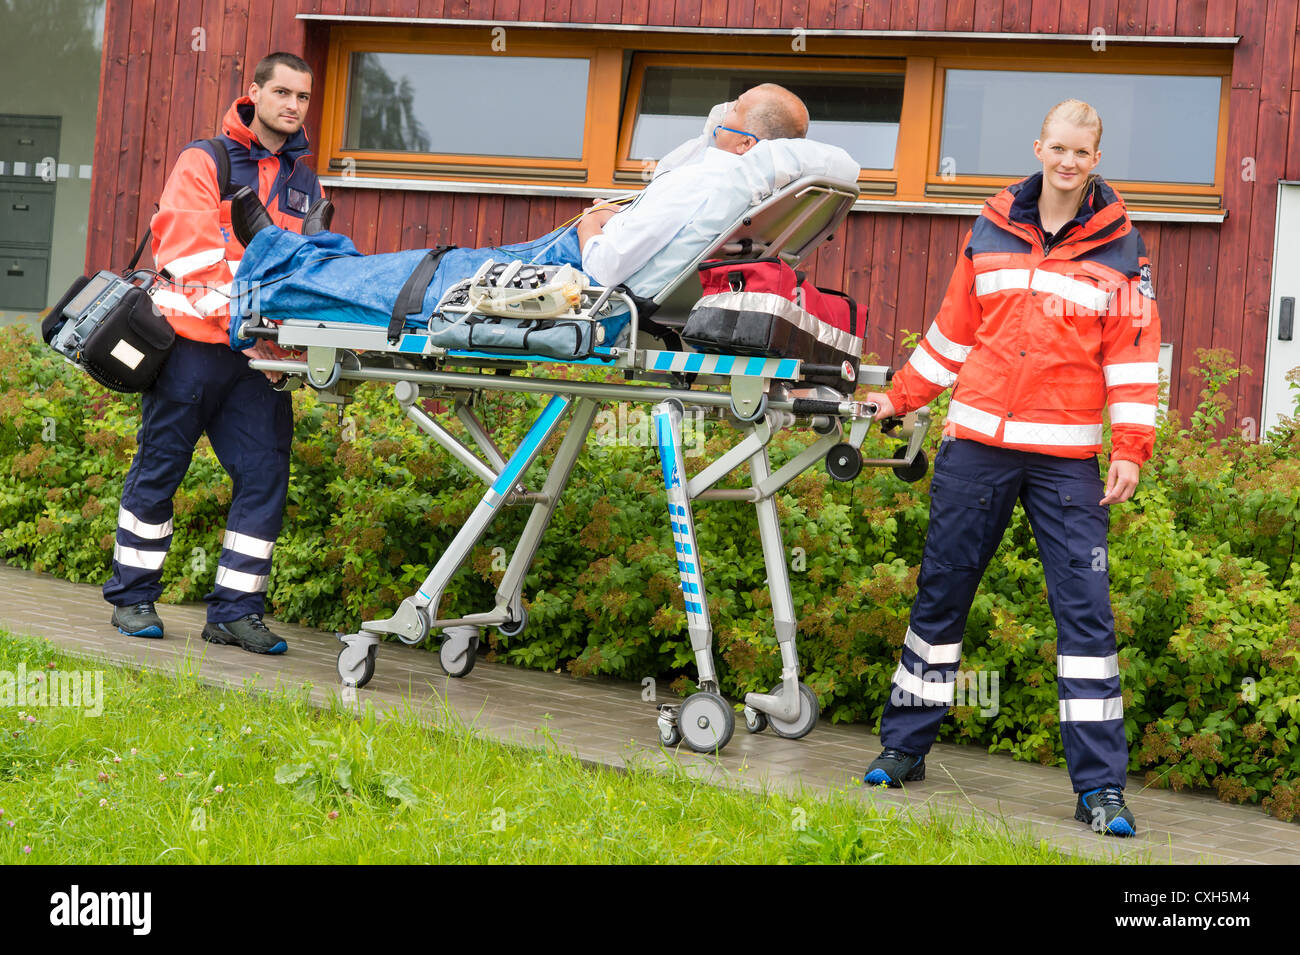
[580,136,858,298]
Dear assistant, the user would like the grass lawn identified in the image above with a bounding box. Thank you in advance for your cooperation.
[0,631,1090,864]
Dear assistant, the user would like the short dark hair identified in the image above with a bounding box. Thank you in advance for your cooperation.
[253,52,313,87]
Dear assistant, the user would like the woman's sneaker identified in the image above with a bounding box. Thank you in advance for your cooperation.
[111,602,164,639]
[1075,787,1137,836]
[201,614,287,655]
[863,748,926,787]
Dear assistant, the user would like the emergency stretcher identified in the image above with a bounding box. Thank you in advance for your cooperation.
[240,175,931,754]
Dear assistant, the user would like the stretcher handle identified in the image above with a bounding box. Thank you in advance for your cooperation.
[791,397,845,416]
[236,321,279,340]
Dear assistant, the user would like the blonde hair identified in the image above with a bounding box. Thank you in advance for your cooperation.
[1040,99,1103,150]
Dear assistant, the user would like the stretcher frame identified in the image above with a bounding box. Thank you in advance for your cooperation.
[243,175,931,754]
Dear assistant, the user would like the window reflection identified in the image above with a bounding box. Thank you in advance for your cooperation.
[344,53,589,159]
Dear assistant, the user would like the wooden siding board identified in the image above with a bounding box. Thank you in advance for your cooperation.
[500,195,532,244]
[1153,224,1190,407]
[595,0,623,22]
[1144,0,1177,35]
[1203,0,1234,35]
[1177,224,1220,416]
[351,190,382,253]
[111,0,159,268]
[1290,91,1300,181]
[999,0,1031,33]
[1057,0,1089,33]
[399,190,430,250]
[674,0,702,26]
[1029,0,1060,34]
[374,191,405,254]
[191,0,226,139]
[571,0,600,22]
[1172,0,1206,34]
[841,213,873,359]
[1237,0,1297,423]
[1115,0,1146,34]
[141,0,182,246]
[921,215,958,332]
[645,0,673,26]
[752,0,780,27]
[916,0,946,32]
[545,0,573,24]
[866,215,904,371]
[474,193,507,249]
[971,0,1001,33]
[163,0,203,202]
[87,0,129,269]
[889,0,919,32]
[621,0,650,25]
[944,0,975,31]
[495,0,523,19]
[806,0,836,29]
[1087,0,1119,34]
[425,193,455,247]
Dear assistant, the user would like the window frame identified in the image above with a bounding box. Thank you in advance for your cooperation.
[614,51,907,192]
[317,26,1235,215]
[923,57,1231,209]
[319,31,618,183]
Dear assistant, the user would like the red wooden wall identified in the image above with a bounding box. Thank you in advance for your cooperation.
[88,0,1299,427]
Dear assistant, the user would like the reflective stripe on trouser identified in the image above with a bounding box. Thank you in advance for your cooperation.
[103,337,292,622]
[878,438,1128,792]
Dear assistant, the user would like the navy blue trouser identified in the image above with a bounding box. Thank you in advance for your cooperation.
[102,337,293,622]
[879,438,1128,792]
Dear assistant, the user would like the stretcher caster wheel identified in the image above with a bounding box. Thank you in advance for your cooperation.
[497,607,528,638]
[678,691,735,753]
[731,393,768,423]
[765,682,819,740]
[657,714,682,747]
[337,642,377,689]
[438,626,480,678]
[825,443,862,481]
[744,706,768,734]
[891,446,928,483]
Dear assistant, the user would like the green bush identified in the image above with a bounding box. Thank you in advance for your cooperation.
[2,325,1297,819]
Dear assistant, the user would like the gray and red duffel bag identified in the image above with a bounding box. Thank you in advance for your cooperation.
[682,258,863,393]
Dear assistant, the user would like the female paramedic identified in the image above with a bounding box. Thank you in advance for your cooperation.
[862,100,1160,837]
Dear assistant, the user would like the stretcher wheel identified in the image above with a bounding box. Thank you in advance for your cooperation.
[658,718,682,747]
[730,393,768,423]
[891,446,929,483]
[337,643,377,689]
[825,443,862,481]
[497,607,528,638]
[744,707,768,734]
[765,682,819,740]
[678,691,735,753]
[438,626,480,678]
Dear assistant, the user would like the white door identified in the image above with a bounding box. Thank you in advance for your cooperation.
[1264,183,1300,435]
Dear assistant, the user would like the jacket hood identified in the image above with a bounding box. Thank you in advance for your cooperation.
[984,172,1131,257]
[221,97,312,162]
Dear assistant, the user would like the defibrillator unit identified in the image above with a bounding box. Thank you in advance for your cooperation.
[42,270,175,393]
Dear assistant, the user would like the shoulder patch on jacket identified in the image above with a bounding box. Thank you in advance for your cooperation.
[968,215,1032,256]
[1084,228,1144,279]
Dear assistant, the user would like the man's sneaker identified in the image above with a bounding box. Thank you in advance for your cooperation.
[112,602,164,638]
[1075,787,1137,837]
[863,747,926,787]
[202,615,287,655]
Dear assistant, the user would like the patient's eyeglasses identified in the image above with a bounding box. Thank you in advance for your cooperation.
[712,124,757,143]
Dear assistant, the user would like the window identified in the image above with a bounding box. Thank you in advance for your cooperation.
[939,69,1222,184]
[927,63,1229,207]
[622,57,905,174]
[344,52,589,159]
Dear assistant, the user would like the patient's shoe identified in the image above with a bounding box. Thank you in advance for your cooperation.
[302,197,334,235]
[230,186,274,246]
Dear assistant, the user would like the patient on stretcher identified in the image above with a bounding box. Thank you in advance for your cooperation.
[230,84,858,359]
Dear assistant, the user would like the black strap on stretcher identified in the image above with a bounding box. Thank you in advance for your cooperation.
[388,245,455,343]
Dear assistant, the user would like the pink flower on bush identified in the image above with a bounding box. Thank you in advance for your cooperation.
[22,846,31,854]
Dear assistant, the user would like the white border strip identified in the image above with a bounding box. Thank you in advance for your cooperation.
[294,15,1240,44]
[318,176,1228,223]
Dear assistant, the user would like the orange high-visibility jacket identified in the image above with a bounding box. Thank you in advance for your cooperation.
[886,174,1161,465]
[147,97,321,343]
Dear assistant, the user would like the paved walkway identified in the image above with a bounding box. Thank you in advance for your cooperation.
[2,562,1296,864]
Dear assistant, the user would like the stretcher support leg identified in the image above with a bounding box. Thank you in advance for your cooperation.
[363,394,572,646]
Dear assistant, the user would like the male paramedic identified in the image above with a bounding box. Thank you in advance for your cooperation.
[223,84,851,339]
[103,52,326,655]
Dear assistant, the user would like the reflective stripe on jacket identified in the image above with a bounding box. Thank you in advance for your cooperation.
[149,98,321,343]
[887,174,1161,465]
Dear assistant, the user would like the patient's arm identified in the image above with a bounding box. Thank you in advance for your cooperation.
[576,201,620,250]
